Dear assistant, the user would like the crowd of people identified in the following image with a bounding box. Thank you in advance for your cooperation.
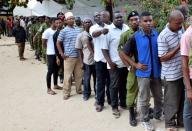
[5,3,192,131]
[0,17,14,38]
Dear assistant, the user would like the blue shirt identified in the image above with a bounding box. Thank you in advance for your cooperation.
[124,28,161,78]
[57,26,81,57]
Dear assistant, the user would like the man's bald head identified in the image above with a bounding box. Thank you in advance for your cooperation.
[101,11,110,16]
[168,10,184,22]
[100,11,111,24]
[168,10,184,32]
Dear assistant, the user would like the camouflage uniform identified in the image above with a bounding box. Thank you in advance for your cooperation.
[32,22,41,58]
[27,22,33,49]
[118,29,138,108]
[37,22,49,63]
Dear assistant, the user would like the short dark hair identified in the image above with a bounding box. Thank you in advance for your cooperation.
[175,5,189,20]
[50,17,60,23]
[57,12,64,18]
[114,11,121,14]
[140,11,152,18]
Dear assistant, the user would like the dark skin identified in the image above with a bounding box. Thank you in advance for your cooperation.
[182,55,192,103]
[119,16,140,67]
[84,20,94,55]
[33,17,50,43]
[100,11,111,25]
[92,13,109,38]
[77,19,93,69]
[159,11,184,62]
[42,20,59,95]
[102,13,124,70]
[56,16,75,60]
[54,19,63,66]
[42,20,57,48]
[120,16,154,71]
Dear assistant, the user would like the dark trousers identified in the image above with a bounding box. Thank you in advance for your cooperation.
[83,63,96,98]
[163,78,185,128]
[17,43,25,59]
[95,61,111,106]
[58,56,64,79]
[46,55,58,89]
[109,67,128,109]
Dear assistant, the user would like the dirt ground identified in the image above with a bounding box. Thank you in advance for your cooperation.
[0,36,185,131]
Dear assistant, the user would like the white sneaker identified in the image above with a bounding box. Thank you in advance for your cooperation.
[141,121,155,131]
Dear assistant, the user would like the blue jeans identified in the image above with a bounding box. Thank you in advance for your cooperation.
[183,91,192,131]
[95,61,110,106]
[83,64,96,98]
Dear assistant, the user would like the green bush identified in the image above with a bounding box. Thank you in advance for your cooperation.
[139,0,180,32]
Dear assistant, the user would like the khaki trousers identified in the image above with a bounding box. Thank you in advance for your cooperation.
[63,57,83,96]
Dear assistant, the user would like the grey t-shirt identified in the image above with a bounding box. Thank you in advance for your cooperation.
[75,31,94,65]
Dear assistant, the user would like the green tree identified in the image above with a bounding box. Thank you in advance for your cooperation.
[139,0,180,32]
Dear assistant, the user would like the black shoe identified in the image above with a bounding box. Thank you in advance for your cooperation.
[83,96,89,101]
[129,107,137,127]
[95,103,103,112]
[149,107,154,119]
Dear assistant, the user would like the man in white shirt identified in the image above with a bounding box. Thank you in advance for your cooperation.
[42,18,62,95]
[102,11,129,118]
[20,16,26,30]
[89,12,111,112]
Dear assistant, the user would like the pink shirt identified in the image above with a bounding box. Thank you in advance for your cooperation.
[180,26,192,79]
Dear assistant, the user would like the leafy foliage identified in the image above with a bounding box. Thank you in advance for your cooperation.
[10,0,28,8]
[100,0,118,7]
[53,0,75,9]
[139,0,181,32]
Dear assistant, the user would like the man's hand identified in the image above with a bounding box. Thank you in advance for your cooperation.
[56,57,60,66]
[109,62,117,70]
[187,89,192,103]
[135,63,148,71]
[102,28,109,35]
[60,53,68,60]
[81,63,84,70]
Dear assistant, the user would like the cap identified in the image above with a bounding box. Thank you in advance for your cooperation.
[65,12,74,20]
[127,11,139,20]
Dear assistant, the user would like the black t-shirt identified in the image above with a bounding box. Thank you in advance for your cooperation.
[53,30,64,59]
[12,26,26,43]
[123,34,138,63]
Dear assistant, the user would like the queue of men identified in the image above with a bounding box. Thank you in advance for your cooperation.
[11,7,192,131]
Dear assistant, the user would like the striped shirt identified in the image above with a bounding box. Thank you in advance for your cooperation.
[57,26,81,57]
[158,26,183,81]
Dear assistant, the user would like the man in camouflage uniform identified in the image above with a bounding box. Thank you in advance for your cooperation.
[27,17,34,50]
[118,11,140,127]
[32,17,41,60]
[34,16,50,63]
[38,16,50,63]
